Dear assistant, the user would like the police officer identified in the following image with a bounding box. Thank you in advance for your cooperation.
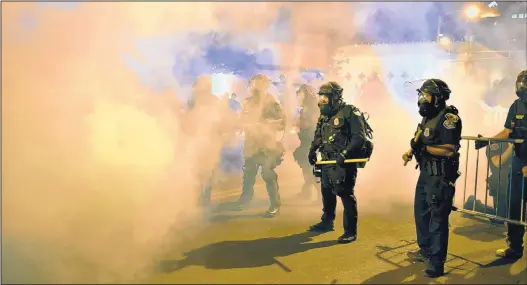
[307,82,366,243]
[293,84,321,201]
[475,70,527,259]
[403,79,462,278]
[186,76,223,207]
[487,142,513,221]
[462,142,512,221]
[235,74,286,217]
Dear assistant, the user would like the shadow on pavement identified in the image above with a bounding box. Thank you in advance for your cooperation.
[208,212,267,223]
[208,198,320,223]
[451,222,505,242]
[158,231,336,273]
[211,199,271,214]
[362,259,525,284]
[363,240,526,284]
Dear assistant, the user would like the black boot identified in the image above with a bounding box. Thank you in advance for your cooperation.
[496,247,523,259]
[424,262,444,278]
[264,205,280,218]
[264,177,281,217]
[308,221,334,232]
[337,232,357,244]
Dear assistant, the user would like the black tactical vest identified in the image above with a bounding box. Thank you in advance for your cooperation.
[320,107,353,158]
[418,106,461,181]
[420,109,448,146]
[509,99,527,160]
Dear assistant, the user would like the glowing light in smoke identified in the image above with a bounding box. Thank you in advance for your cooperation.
[211,73,233,96]
[439,36,452,46]
[464,6,481,19]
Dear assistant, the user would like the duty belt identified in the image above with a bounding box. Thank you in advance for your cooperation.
[422,158,447,177]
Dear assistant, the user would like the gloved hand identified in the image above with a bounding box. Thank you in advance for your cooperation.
[402,150,412,166]
[336,152,346,166]
[308,150,317,166]
[410,138,423,153]
[475,134,489,150]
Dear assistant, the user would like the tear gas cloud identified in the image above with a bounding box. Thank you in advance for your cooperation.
[2,2,526,283]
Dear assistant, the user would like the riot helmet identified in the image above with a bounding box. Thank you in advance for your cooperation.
[417,78,451,118]
[317,81,343,115]
[516,70,527,101]
[248,74,271,99]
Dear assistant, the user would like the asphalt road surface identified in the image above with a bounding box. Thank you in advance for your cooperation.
[3,178,525,284]
[140,182,527,284]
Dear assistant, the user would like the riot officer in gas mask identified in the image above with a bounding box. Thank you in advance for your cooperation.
[235,74,286,217]
[307,82,369,243]
[293,84,321,201]
[475,70,527,260]
[403,79,462,278]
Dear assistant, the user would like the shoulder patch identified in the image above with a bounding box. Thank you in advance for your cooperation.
[490,143,499,151]
[443,113,459,130]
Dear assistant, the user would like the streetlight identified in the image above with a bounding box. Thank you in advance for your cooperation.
[436,6,482,43]
[464,5,481,19]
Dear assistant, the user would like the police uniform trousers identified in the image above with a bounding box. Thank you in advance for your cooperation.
[320,165,358,235]
[489,173,510,219]
[414,170,455,266]
[506,156,527,252]
[240,150,282,207]
[294,129,317,194]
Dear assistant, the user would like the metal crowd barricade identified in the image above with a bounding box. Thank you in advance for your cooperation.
[457,136,526,227]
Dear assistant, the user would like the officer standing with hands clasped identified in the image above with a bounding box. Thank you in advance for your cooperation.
[403,79,462,278]
[475,70,527,259]
[307,82,372,243]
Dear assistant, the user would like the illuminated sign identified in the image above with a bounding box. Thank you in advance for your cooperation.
[511,13,527,19]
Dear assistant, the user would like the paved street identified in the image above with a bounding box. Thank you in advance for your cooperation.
[140,182,527,284]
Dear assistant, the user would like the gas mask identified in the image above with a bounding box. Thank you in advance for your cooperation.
[417,90,443,118]
[318,94,334,115]
[250,88,263,100]
[516,79,527,101]
[248,75,271,101]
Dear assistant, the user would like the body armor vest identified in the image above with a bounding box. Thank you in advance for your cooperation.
[509,99,527,161]
[420,109,447,145]
[418,106,461,182]
[320,109,352,160]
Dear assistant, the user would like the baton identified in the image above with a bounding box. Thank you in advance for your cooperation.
[315,158,369,165]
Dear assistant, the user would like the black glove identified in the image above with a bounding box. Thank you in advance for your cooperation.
[474,134,489,150]
[308,150,317,166]
[336,152,346,166]
[410,138,423,153]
